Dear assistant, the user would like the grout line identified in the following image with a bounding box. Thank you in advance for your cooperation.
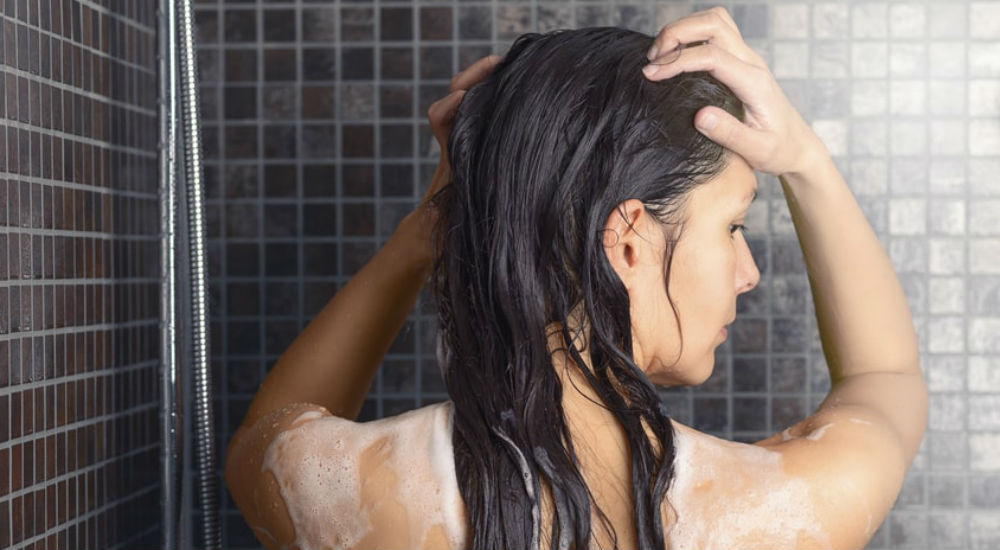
[0,441,160,502]
[8,482,159,550]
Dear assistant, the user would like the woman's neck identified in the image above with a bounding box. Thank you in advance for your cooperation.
[545,322,630,453]
[544,322,641,547]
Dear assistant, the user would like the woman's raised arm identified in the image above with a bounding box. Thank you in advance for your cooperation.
[643,9,926,546]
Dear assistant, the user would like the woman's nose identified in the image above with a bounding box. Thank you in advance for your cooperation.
[736,241,760,294]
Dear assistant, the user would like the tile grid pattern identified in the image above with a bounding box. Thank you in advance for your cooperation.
[0,0,163,548]
[191,0,999,548]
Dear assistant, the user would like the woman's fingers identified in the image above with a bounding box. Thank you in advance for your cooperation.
[642,41,768,104]
[429,54,501,154]
[427,89,467,158]
[647,7,753,63]
[693,105,774,166]
[450,54,503,93]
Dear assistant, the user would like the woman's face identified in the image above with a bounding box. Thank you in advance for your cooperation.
[629,154,761,387]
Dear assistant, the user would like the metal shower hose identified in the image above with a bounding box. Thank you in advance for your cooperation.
[160,0,220,546]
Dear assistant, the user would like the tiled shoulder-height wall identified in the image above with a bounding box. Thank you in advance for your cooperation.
[195,0,1000,548]
[1,0,162,548]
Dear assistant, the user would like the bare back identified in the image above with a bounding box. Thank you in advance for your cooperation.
[227,370,925,549]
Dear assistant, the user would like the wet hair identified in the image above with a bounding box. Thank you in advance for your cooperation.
[430,27,744,549]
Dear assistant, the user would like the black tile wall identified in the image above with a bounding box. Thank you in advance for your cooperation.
[0,0,161,548]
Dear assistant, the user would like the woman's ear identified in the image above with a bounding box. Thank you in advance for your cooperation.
[602,199,649,290]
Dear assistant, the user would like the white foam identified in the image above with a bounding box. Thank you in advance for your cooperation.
[805,422,835,441]
[665,422,833,549]
[261,401,466,549]
[260,402,846,549]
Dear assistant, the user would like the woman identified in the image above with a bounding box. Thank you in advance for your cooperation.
[226,8,927,550]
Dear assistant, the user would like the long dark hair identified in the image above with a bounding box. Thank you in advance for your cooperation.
[431,27,744,549]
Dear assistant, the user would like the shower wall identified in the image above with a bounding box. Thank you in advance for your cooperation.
[195,0,999,548]
[0,0,162,548]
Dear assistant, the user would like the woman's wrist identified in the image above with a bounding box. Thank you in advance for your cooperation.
[391,207,437,275]
[780,131,832,184]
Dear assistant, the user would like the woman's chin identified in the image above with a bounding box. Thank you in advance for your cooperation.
[647,361,714,388]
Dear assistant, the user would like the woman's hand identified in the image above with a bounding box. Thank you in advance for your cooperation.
[400,54,503,265]
[641,6,825,176]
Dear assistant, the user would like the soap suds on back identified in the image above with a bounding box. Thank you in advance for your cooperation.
[257,401,856,550]
[261,402,466,549]
[665,422,833,549]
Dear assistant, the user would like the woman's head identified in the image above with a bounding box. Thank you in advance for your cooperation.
[610,154,761,388]
[438,27,754,383]
[432,26,753,548]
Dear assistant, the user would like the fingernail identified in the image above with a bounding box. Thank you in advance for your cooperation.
[647,45,659,60]
[642,64,656,77]
[698,113,718,131]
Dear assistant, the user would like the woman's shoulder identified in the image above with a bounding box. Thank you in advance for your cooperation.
[227,401,468,550]
[665,401,909,550]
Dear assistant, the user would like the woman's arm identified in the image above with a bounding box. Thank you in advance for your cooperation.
[644,6,925,461]
[240,214,433,424]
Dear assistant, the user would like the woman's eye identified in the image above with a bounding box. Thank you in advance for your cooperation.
[729,224,748,239]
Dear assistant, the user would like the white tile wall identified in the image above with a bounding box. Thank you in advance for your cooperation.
[969,395,1000,429]
[929,432,968,469]
[929,159,966,195]
[930,393,968,430]
[852,2,888,38]
[772,3,808,39]
[928,317,965,353]
[928,512,967,549]
[969,200,1000,236]
[929,238,966,275]
[890,3,926,38]
[930,277,965,314]
[890,198,927,234]
[890,158,928,194]
[968,42,1000,77]
[928,80,966,116]
[969,511,1000,549]
[969,119,1000,156]
[891,121,927,156]
[929,3,967,38]
[970,434,1000,470]
[928,42,966,78]
[969,2,1000,38]
[852,80,888,116]
[851,42,888,77]
[929,199,966,236]
[930,120,967,156]
[811,119,847,156]
[891,80,926,116]
[970,356,1000,391]
[969,160,1000,196]
[889,43,926,77]
[812,3,848,38]
[927,355,967,392]
[970,241,1000,274]
[772,41,810,78]
[852,120,888,156]
[969,317,1000,353]
[969,80,1000,116]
